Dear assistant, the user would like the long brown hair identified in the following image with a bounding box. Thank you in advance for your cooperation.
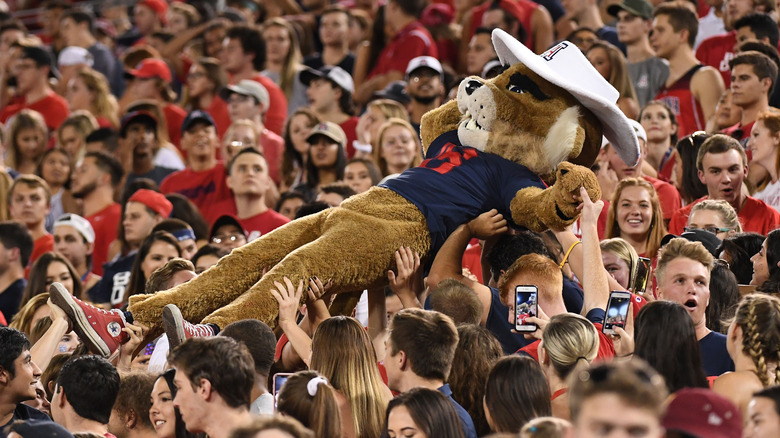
[605,178,667,258]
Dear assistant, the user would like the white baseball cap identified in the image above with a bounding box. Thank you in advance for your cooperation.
[491,29,640,166]
[300,66,355,94]
[58,46,94,67]
[219,80,270,108]
[54,214,95,243]
[406,56,443,80]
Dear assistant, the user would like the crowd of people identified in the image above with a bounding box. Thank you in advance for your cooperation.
[0,0,780,436]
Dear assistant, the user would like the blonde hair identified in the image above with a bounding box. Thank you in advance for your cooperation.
[75,68,119,127]
[367,99,408,124]
[654,237,714,285]
[600,237,639,287]
[372,117,423,177]
[690,199,743,233]
[520,416,572,438]
[262,18,302,100]
[605,178,667,258]
[9,292,49,337]
[542,314,599,380]
[733,294,780,387]
[310,316,389,438]
[6,109,47,170]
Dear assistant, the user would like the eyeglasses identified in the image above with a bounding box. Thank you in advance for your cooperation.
[684,226,731,235]
[211,233,246,244]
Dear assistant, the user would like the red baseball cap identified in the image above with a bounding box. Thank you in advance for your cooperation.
[662,388,742,438]
[125,58,172,84]
[128,189,173,218]
[137,0,169,25]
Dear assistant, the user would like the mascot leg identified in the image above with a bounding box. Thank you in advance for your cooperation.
[127,209,331,329]
[200,188,430,328]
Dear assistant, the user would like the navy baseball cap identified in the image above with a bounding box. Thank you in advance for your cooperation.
[181,110,216,134]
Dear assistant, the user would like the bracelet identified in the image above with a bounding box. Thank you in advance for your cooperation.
[559,240,581,269]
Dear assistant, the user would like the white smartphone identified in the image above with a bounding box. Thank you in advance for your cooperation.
[603,291,632,335]
[515,285,538,332]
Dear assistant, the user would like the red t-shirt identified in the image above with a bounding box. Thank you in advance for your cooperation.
[368,21,438,79]
[469,0,538,51]
[260,128,284,186]
[0,91,69,131]
[248,74,288,136]
[30,234,54,266]
[722,120,754,143]
[160,163,232,222]
[207,96,232,139]
[163,103,187,149]
[205,200,290,239]
[340,116,359,159]
[644,175,682,220]
[86,203,121,277]
[695,31,735,88]
[669,195,780,235]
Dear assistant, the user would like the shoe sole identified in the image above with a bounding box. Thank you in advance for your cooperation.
[49,283,111,357]
[163,304,186,351]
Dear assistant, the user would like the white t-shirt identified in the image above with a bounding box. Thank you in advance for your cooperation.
[754,179,780,212]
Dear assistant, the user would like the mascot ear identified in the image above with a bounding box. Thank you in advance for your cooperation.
[420,100,461,154]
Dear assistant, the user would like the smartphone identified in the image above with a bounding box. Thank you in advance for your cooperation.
[514,285,538,332]
[272,373,292,396]
[603,291,632,335]
[632,257,651,295]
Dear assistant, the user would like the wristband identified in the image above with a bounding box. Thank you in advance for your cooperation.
[353,140,372,153]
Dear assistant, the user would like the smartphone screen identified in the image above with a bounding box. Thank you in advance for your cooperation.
[273,373,291,396]
[603,291,631,334]
[632,257,651,295]
[515,286,538,332]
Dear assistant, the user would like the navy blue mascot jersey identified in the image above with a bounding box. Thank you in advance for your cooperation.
[381,130,547,254]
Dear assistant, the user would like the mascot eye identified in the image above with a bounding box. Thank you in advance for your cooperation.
[507,85,527,94]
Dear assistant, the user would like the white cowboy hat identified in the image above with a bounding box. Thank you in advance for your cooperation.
[492,29,640,166]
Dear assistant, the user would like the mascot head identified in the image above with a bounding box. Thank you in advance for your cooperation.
[421,29,640,177]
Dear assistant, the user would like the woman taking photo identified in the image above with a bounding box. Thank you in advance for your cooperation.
[539,314,599,421]
[605,178,667,260]
[600,237,639,291]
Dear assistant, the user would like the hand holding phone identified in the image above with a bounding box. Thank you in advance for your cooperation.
[515,285,538,332]
[603,291,631,335]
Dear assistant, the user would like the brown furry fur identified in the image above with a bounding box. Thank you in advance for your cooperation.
[128,62,603,332]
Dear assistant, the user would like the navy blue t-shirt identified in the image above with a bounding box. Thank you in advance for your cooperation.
[0,278,26,323]
[381,130,547,256]
[88,253,137,307]
[699,331,735,377]
[439,383,478,438]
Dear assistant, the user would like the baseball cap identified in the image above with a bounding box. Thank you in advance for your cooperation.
[373,80,411,105]
[58,46,94,67]
[421,3,454,27]
[19,45,59,79]
[209,215,246,241]
[125,58,172,84]
[119,110,158,138]
[608,0,654,20]
[137,0,169,25]
[662,388,741,438]
[406,56,443,80]
[181,110,216,135]
[54,214,95,244]
[306,122,347,148]
[128,189,173,218]
[660,230,722,257]
[300,66,355,94]
[11,420,73,438]
[219,80,270,109]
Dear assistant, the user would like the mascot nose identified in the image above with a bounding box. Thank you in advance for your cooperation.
[465,80,483,96]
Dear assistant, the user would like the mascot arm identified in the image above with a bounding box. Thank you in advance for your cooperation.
[509,162,601,233]
[420,100,463,155]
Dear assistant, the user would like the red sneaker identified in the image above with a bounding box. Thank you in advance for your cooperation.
[49,282,128,357]
[163,304,215,351]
